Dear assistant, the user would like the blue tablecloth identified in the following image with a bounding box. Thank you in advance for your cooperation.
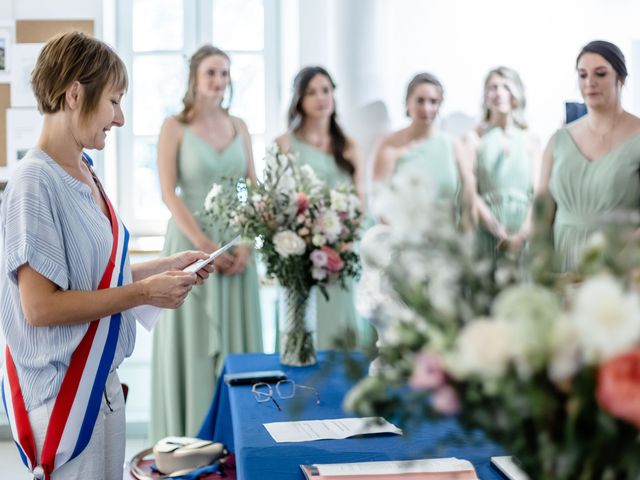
[198,352,505,480]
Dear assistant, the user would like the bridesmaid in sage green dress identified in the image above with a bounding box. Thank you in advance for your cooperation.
[276,66,370,350]
[372,72,471,215]
[462,67,539,260]
[535,41,640,273]
[151,45,262,441]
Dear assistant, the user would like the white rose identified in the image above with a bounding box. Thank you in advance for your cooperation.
[449,318,512,380]
[273,230,306,258]
[312,233,326,246]
[571,275,640,362]
[313,210,342,242]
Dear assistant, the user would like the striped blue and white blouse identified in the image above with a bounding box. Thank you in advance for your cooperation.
[0,149,136,411]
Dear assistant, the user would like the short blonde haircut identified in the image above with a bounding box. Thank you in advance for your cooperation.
[31,31,128,119]
[482,66,527,129]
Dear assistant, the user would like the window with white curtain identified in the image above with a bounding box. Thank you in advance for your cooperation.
[116,0,280,236]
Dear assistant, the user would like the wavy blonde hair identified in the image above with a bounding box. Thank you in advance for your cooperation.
[176,45,232,123]
[481,66,527,129]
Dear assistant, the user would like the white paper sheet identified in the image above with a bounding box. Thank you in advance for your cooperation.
[132,304,163,332]
[263,417,402,443]
[316,458,475,476]
[490,456,529,480]
[182,235,240,273]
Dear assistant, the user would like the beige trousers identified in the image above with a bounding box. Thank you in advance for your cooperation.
[26,370,126,480]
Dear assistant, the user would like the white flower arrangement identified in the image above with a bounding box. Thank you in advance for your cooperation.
[347,169,640,478]
[201,144,362,298]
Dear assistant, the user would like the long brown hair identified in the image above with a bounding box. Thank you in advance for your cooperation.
[287,66,354,177]
[176,45,233,123]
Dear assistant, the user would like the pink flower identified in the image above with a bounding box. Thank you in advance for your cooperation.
[409,352,446,391]
[431,384,460,415]
[296,192,309,215]
[310,249,328,268]
[339,242,353,253]
[298,227,310,238]
[320,246,344,273]
[597,347,640,428]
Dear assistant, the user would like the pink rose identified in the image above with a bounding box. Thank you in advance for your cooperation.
[409,352,446,391]
[296,192,309,215]
[431,384,460,415]
[597,347,640,428]
[320,246,344,273]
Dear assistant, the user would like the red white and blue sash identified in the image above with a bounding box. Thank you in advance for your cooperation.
[1,155,129,479]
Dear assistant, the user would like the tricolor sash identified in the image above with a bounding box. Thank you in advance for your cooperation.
[1,154,129,479]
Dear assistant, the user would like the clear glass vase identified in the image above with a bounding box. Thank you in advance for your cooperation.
[278,287,317,367]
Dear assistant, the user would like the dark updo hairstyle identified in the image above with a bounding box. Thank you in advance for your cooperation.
[576,40,627,84]
[287,66,354,177]
[405,72,444,116]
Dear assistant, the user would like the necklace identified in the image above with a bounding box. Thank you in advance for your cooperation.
[586,112,622,151]
[300,130,330,151]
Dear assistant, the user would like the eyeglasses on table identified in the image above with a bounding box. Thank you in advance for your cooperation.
[251,379,320,411]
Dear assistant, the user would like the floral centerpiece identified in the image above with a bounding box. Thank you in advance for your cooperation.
[203,146,362,366]
[346,168,640,479]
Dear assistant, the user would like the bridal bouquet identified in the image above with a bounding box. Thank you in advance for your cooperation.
[346,169,640,479]
[203,146,362,365]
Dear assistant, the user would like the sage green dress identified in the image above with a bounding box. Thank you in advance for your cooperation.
[151,126,262,441]
[549,128,640,272]
[395,132,459,198]
[475,127,532,259]
[286,136,367,349]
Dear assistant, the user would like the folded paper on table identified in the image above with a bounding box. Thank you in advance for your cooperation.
[183,235,240,273]
[263,417,402,443]
[300,457,478,479]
